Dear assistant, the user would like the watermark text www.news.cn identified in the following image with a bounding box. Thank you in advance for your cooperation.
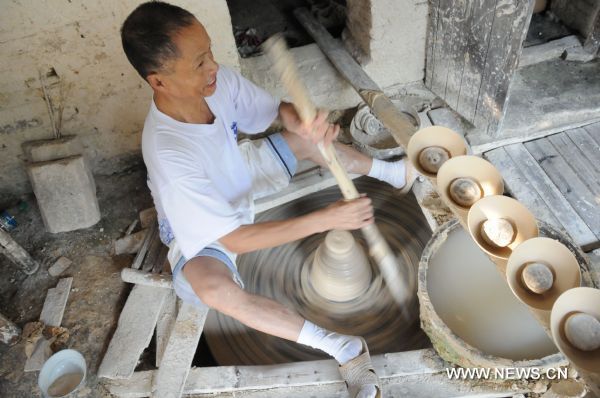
[446,367,568,380]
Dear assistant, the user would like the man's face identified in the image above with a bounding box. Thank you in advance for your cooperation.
[152,20,219,99]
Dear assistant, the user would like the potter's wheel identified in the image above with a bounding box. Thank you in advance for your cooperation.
[203,178,432,365]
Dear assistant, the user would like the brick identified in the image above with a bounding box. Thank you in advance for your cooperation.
[27,156,100,233]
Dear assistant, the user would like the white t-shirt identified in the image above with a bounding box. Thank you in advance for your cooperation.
[141,65,279,259]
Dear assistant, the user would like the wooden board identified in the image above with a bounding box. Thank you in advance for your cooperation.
[489,143,598,250]
[426,0,533,135]
[524,137,600,239]
[105,348,530,397]
[547,133,600,196]
[582,122,600,145]
[98,284,168,379]
[142,229,163,273]
[39,277,72,327]
[155,290,178,367]
[151,302,208,398]
[131,223,157,270]
[484,147,563,231]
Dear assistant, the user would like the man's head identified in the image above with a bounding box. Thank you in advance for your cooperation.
[121,1,219,99]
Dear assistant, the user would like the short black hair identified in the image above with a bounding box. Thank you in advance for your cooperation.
[121,1,197,79]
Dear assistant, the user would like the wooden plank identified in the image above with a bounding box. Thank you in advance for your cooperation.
[39,277,72,327]
[502,143,598,250]
[105,348,529,397]
[442,0,469,110]
[583,122,600,145]
[151,244,169,274]
[0,229,39,274]
[151,302,208,398]
[121,268,173,289]
[428,0,453,98]
[524,138,600,239]
[25,277,73,371]
[155,290,178,367]
[567,127,600,169]
[98,284,168,379]
[547,133,600,196]
[472,1,533,135]
[427,0,532,135]
[131,223,156,270]
[518,35,581,68]
[484,147,563,231]
[141,230,163,273]
[114,229,147,256]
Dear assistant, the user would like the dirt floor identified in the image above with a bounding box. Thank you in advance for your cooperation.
[0,162,153,397]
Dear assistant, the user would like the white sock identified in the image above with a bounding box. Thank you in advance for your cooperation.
[367,158,406,189]
[296,320,362,365]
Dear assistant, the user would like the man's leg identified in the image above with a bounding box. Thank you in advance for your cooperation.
[182,257,374,369]
[281,130,410,190]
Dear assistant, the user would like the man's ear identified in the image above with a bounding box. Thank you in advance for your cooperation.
[147,73,166,92]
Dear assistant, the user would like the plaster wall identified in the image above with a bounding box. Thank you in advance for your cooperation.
[0,0,239,204]
[242,0,428,109]
[0,0,428,203]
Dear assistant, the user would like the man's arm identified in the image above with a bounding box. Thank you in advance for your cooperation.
[219,196,373,254]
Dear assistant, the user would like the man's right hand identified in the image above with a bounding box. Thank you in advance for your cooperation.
[315,195,374,232]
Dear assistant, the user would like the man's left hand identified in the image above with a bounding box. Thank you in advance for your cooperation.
[279,102,339,146]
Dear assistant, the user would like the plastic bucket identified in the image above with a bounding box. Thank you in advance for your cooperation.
[38,349,86,398]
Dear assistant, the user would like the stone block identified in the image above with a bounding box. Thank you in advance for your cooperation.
[22,135,83,163]
[27,156,100,233]
[48,256,72,277]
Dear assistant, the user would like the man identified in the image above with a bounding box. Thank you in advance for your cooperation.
[121,2,416,396]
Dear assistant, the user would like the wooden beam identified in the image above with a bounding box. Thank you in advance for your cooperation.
[0,229,39,274]
[519,35,582,68]
[155,290,178,367]
[25,277,73,372]
[39,277,72,327]
[121,268,173,289]
[426,0,533,135]
[105,348,531,397]
[151,302,208,397]
[98,284,168,379]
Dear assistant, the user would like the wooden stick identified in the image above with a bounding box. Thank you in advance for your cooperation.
[263,35,409,305]
[0,228,39,275]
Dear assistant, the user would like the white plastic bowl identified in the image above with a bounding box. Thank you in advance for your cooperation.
[38,349,86,398]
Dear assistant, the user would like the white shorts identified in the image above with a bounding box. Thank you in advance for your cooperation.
[168,133,297,307]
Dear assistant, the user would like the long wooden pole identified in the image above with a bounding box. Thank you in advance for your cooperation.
[263,35,410,306]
